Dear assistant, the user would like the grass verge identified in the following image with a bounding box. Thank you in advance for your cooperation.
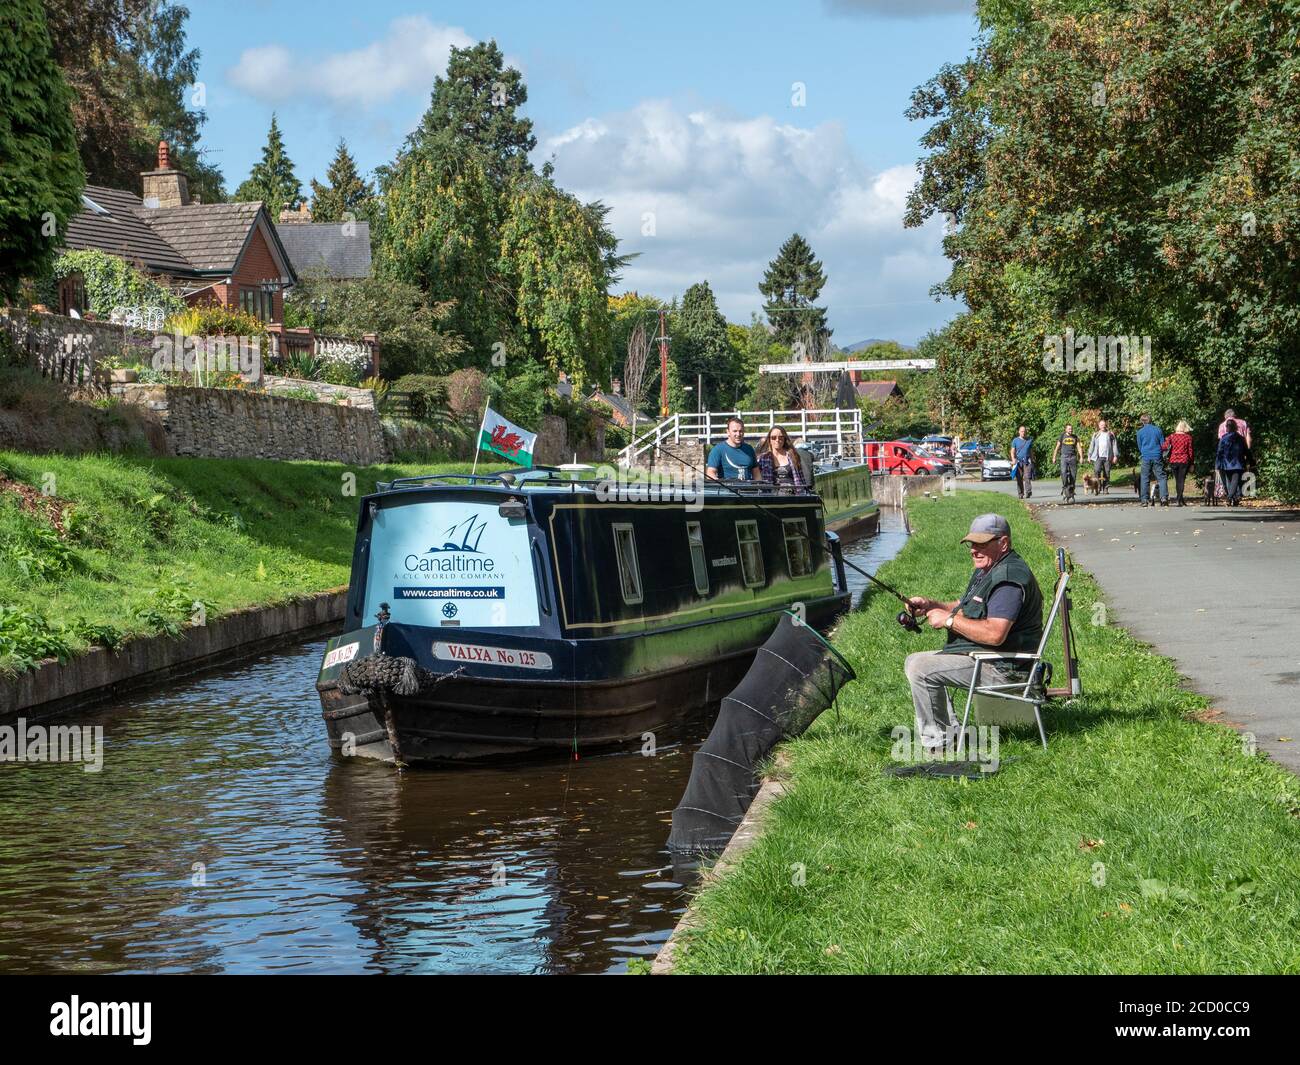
[0,452,506,673]
[672,490,1300,973]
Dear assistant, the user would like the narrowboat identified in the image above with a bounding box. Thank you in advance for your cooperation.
[316,468,852,765]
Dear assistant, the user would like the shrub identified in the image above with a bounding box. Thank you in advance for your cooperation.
[48,251,186,320]
[165,305,267,337]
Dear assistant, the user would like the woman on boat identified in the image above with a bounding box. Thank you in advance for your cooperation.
[757,425,807,492]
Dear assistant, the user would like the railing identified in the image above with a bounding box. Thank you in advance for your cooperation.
[265,325,379,377]
[620,408,863,465]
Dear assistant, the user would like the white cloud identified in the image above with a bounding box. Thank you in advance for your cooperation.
[227,17,477,108]
[544,100,957,346]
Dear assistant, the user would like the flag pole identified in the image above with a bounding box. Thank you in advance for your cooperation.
[472,399,489,476]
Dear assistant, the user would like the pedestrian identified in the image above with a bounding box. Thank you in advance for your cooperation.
[1162,419,1194,507]
[1051,423,1084,502]
[1087,418,1119,494]
[1217,408,1252,451]
[1215,418,1250,506]
[1136,413,1169,507]
[1011,426,1035,499]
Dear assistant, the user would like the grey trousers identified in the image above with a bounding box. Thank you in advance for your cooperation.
[904,651,1016,750]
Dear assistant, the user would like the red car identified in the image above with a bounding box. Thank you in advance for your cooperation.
[865,441,954,476]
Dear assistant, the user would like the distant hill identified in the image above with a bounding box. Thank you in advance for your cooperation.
[840,339,916,354]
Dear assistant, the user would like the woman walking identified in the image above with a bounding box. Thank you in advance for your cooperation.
[1162,419,1195,506]
[1215,418,1250,506]
[757,425,807,492]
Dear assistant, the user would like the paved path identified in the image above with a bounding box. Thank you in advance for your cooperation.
[960,478,1300,772]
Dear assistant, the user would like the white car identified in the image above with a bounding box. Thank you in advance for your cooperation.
[981,453,1015,481]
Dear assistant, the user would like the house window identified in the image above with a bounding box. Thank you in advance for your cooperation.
[736,520,765,588]
[686,521,709,596]
[783,518,813,578]
[613,524,643,605]
[239,286,276,322]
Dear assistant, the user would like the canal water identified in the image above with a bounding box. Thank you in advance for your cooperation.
[0,510,906,975]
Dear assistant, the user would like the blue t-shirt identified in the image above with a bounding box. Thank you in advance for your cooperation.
[707,440,757,480]
[1136,423,1165,460]
[1011,436,1034,465]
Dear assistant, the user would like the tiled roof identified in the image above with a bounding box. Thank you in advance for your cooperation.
[589,389,634,425]
[145,202,264,273]
[275,222,372,279]
[856,379,904,401]
[64,186,195,276]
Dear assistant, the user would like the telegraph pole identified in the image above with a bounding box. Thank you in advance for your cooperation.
[657,310,671,416]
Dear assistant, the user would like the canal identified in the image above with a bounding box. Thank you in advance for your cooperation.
[0,510,906,975]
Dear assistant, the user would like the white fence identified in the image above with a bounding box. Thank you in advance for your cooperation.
[620,408,862,465]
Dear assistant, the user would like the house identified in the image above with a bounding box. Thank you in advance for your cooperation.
[588,379,637,428]
[60,141,297,323]
[275,206,372,281]
[854,379,905,403]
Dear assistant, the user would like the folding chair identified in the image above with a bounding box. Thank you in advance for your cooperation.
[954,569,1070,752]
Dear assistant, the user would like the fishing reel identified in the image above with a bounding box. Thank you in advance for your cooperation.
[896,608,922,633]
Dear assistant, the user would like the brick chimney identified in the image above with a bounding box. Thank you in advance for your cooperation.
[279,202,312,224]
[141,141,189,209]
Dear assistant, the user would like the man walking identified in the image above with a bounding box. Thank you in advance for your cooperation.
[1011,426,1035,499]
[1136,413,1169,507]
[1088,419,1118,493]
[1052,423,1084,502]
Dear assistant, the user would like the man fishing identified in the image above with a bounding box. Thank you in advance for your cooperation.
[903,513,1044,756]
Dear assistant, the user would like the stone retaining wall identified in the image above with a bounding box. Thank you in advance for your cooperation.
[0,591,347,726]
[121,383,389,465]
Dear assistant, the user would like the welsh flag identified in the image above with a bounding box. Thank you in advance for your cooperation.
[478,406,536,467]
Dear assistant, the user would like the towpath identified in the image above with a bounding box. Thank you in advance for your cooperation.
[962,478,1300,773]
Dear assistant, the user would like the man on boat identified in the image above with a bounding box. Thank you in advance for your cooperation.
[902,513,1043,757]
[706,416,758,481]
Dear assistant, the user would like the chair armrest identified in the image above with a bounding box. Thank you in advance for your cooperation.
[969,652,1040,661]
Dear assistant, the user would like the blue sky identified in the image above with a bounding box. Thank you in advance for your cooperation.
[190,0,980,345]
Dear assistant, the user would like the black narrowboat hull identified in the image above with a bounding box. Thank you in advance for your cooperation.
[317,594,846,764]
[316,472,850,765]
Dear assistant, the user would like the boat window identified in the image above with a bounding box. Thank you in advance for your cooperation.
[736,520,765,588]
[613,523,644,605]
[686,521,709,596]
[783,518,813,578]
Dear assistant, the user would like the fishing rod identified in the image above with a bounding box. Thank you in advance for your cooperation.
[642,443,926,633]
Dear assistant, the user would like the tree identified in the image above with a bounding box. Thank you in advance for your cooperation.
[309,140,374,224]
[499,174,619,388]
[235,114,300,217]
[623,321,650,436]
[759,233,829,345]
[672,281,738,408]
[416,40,535,185]
[377,128,508,361]
[1,0,84,302]
[282,272,466,380]
[43,1,223,203]
[905,0,1300,499]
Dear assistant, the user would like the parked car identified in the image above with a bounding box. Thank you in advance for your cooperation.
[866,440,954,476]
[921,434,955,459]
[980,451,1015,481]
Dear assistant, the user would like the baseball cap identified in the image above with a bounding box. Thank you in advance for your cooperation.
[961,513,1010,544]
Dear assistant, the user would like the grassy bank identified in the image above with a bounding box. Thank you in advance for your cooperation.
[0,453,505,673]
[672,491,1300,973]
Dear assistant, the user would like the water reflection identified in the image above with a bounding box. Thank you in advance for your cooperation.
[0,509,906,975]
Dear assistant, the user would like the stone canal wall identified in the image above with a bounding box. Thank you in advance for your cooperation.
[0,590,347,726]
[870,472,950,508]
[121,384,389,465]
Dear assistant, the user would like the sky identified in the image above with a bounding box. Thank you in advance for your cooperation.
[189,0,980,346]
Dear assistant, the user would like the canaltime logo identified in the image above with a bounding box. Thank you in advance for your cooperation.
[403,515,497,573]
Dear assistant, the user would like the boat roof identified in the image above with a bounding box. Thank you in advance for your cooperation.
[374,467,809,498]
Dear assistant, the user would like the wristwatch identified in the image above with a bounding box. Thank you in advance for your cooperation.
[945,615,955,630]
